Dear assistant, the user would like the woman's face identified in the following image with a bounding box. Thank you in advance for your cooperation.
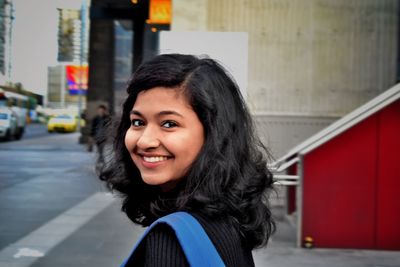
[125,87,205,191]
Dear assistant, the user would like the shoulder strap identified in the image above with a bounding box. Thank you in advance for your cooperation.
[120,212,226,267]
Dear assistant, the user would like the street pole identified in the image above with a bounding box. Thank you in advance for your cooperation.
[60,64,65,108]
[77,0,87,132]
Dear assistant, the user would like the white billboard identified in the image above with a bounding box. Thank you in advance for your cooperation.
[159,31,248,99]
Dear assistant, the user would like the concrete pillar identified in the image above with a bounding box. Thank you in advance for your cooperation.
[82,19,115,143]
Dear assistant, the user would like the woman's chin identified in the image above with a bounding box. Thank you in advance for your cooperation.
[141,176,178,192]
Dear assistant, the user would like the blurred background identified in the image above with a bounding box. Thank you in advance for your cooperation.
[0,0,399,266]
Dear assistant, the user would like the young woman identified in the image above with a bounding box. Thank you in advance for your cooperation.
[100,54,275,266]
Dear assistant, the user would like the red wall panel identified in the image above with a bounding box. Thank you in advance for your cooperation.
[302,115,378,248]
[376,100,400,250]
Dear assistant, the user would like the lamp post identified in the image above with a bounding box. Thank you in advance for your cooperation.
[77,0,87,132]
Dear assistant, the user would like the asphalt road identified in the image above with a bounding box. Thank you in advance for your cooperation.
[0,125,399,267]
[22,123,50,139]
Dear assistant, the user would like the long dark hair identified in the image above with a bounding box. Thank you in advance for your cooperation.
[100,54,275,248]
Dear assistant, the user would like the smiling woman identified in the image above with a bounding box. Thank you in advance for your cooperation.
[99,54,275,267]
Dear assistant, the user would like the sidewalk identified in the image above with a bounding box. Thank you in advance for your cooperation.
[253,208,400,267]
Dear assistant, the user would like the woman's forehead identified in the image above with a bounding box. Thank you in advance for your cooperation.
[132,87,192,113]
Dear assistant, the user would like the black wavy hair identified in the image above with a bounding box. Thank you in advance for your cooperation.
[100,54,275,249]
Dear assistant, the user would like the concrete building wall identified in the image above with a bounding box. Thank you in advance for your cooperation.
[172,0,399,157]
[172,0,208,31]
[48,66,62,105]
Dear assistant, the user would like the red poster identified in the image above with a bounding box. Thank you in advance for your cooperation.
[66,65,88,95]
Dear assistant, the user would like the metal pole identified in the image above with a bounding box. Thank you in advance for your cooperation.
[77,0,87,132]
[60,64,65,108]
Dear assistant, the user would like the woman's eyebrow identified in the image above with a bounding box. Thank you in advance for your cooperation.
[158,110,184,118]
[130,110,142,116]
[130,110,184,118]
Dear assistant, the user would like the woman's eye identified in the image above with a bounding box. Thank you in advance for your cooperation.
[162,121,178,128]
[131,119,144,127]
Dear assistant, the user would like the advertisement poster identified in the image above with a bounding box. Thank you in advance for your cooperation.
[66,65,88,95]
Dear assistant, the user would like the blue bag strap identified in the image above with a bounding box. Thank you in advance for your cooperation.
[120,211,226,267]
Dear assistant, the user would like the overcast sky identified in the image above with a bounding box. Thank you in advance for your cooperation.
[11,0,83,95]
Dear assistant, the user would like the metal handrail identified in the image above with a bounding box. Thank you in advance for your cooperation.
[270,157,300,186]
[274,174,299,180]
[269,157,299,173]
[274,180,299,186]
[273,174,299,186]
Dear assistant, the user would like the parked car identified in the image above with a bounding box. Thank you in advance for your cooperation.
[47,115,84,133]
[0,107,18,140]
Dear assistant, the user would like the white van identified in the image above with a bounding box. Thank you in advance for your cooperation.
[0,89,28,139]
[0,107,18,140]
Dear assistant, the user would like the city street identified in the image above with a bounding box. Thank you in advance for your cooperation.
[0,124,399,267]
[19,123,48,140]
[0,124,141,267]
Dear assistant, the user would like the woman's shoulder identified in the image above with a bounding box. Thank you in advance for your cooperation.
[190,212,255,267]
[130,223,189,267]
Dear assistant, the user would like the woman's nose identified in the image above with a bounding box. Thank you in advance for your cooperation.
[136,127,160,150]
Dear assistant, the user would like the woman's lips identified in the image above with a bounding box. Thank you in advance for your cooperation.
[143,156,169,163]
[139,155,171,168]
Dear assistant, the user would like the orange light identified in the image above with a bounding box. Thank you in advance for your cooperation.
[151,27,157,32]
[131,0,138,4]
[148,0,171,24]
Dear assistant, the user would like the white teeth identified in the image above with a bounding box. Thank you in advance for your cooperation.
[143,156,168,163]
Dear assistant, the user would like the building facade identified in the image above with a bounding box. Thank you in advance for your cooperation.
[172,0,399,157]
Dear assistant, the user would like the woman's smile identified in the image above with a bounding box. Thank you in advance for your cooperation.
[143,156,169,163]
[137,153,174,168]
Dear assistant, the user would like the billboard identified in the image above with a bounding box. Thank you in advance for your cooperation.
[57,9,81,62]
[66,65,88,95]
[159,31,248,99]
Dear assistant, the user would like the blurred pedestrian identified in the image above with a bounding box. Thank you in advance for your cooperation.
[90,104,110,163]
[99,54,275,266]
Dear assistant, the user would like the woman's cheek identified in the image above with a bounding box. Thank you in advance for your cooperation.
[124,129,136,151]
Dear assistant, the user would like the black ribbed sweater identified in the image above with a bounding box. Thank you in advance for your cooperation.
[126,213,255,267]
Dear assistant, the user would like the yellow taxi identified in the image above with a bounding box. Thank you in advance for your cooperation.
[47,115,85,133]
